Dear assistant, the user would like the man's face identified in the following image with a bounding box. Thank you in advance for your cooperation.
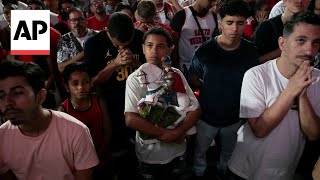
[279,23,320,68]
[90,0,105,14]
[143,34,170,67]
[0,77,40,126]
[219,15,246,43]
[68,11,87,37]
[284,0,310,14]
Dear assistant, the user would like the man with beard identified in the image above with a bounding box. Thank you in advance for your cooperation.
[84,12,146,180]
[0,60,99,180]
[57,7,96,72]
[87,0,109,31]
[170,0,218,70]
[228,11,320,180]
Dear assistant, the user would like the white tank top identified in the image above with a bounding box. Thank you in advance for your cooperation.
[178,7,216,70]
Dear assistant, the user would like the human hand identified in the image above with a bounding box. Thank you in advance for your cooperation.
[114,48,133,66]
[256,11,268,24]
[286,61,316,98]
[136,22,154,32]
[158,127,185,144]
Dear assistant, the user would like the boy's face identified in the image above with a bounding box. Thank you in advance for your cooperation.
[66,71,91,100]
[143,34,171,67]
[219,15,246,43]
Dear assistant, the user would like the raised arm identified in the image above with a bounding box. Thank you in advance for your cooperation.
[248,61,318,138]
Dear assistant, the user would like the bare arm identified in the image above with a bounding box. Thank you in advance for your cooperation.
[75,168,94,180]
[313,157,320,180]
[125,107,201,144]
[299,92,320,141]
[248,88,295,138]
[258,48,281,63]
[58,51,84,72]
[168,0,183,12]
[125,112,165,138]
[91,49,133,87]
[158,107,201,143]
[248,61,317,138]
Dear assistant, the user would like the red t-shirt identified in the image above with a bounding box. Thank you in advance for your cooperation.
[61,95,104,151]
[87,16,109,31]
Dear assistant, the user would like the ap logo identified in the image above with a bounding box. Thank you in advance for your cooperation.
[11,10,50,55]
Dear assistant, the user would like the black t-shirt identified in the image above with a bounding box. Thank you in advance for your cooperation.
[84,29,145,149]
[189,37,260,127]
[254,15,283,56]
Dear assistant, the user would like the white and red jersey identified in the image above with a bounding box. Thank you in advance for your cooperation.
[178,7,216,70]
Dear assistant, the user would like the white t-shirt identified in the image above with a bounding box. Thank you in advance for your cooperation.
[0,110,99,179]
[125,65,199,164]
[228,60,320,180]
[269,1,285,19]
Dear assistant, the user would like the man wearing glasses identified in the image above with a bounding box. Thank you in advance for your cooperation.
[87,0,109,31]
[57,7,96,72]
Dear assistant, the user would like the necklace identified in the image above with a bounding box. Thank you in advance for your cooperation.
[70,98,92,111]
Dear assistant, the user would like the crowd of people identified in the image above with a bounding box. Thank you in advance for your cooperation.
[0,0,320,180]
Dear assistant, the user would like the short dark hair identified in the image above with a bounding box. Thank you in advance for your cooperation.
[255,0,269,11]
[142,27,172,48]
[58,0,76,13]
[137,0,156,20]
[115,2,133,13]
[28,0,45,9]
[68,7,85,19]
[219,0,251,19]
[283,11,320,38]
[2,0,18,5]
[108,12,134,43]
[0,61,45,94]
[63,62,89,84]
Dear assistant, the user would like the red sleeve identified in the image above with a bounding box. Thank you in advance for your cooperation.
[50,27,61,51]
[172,72,186,93]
